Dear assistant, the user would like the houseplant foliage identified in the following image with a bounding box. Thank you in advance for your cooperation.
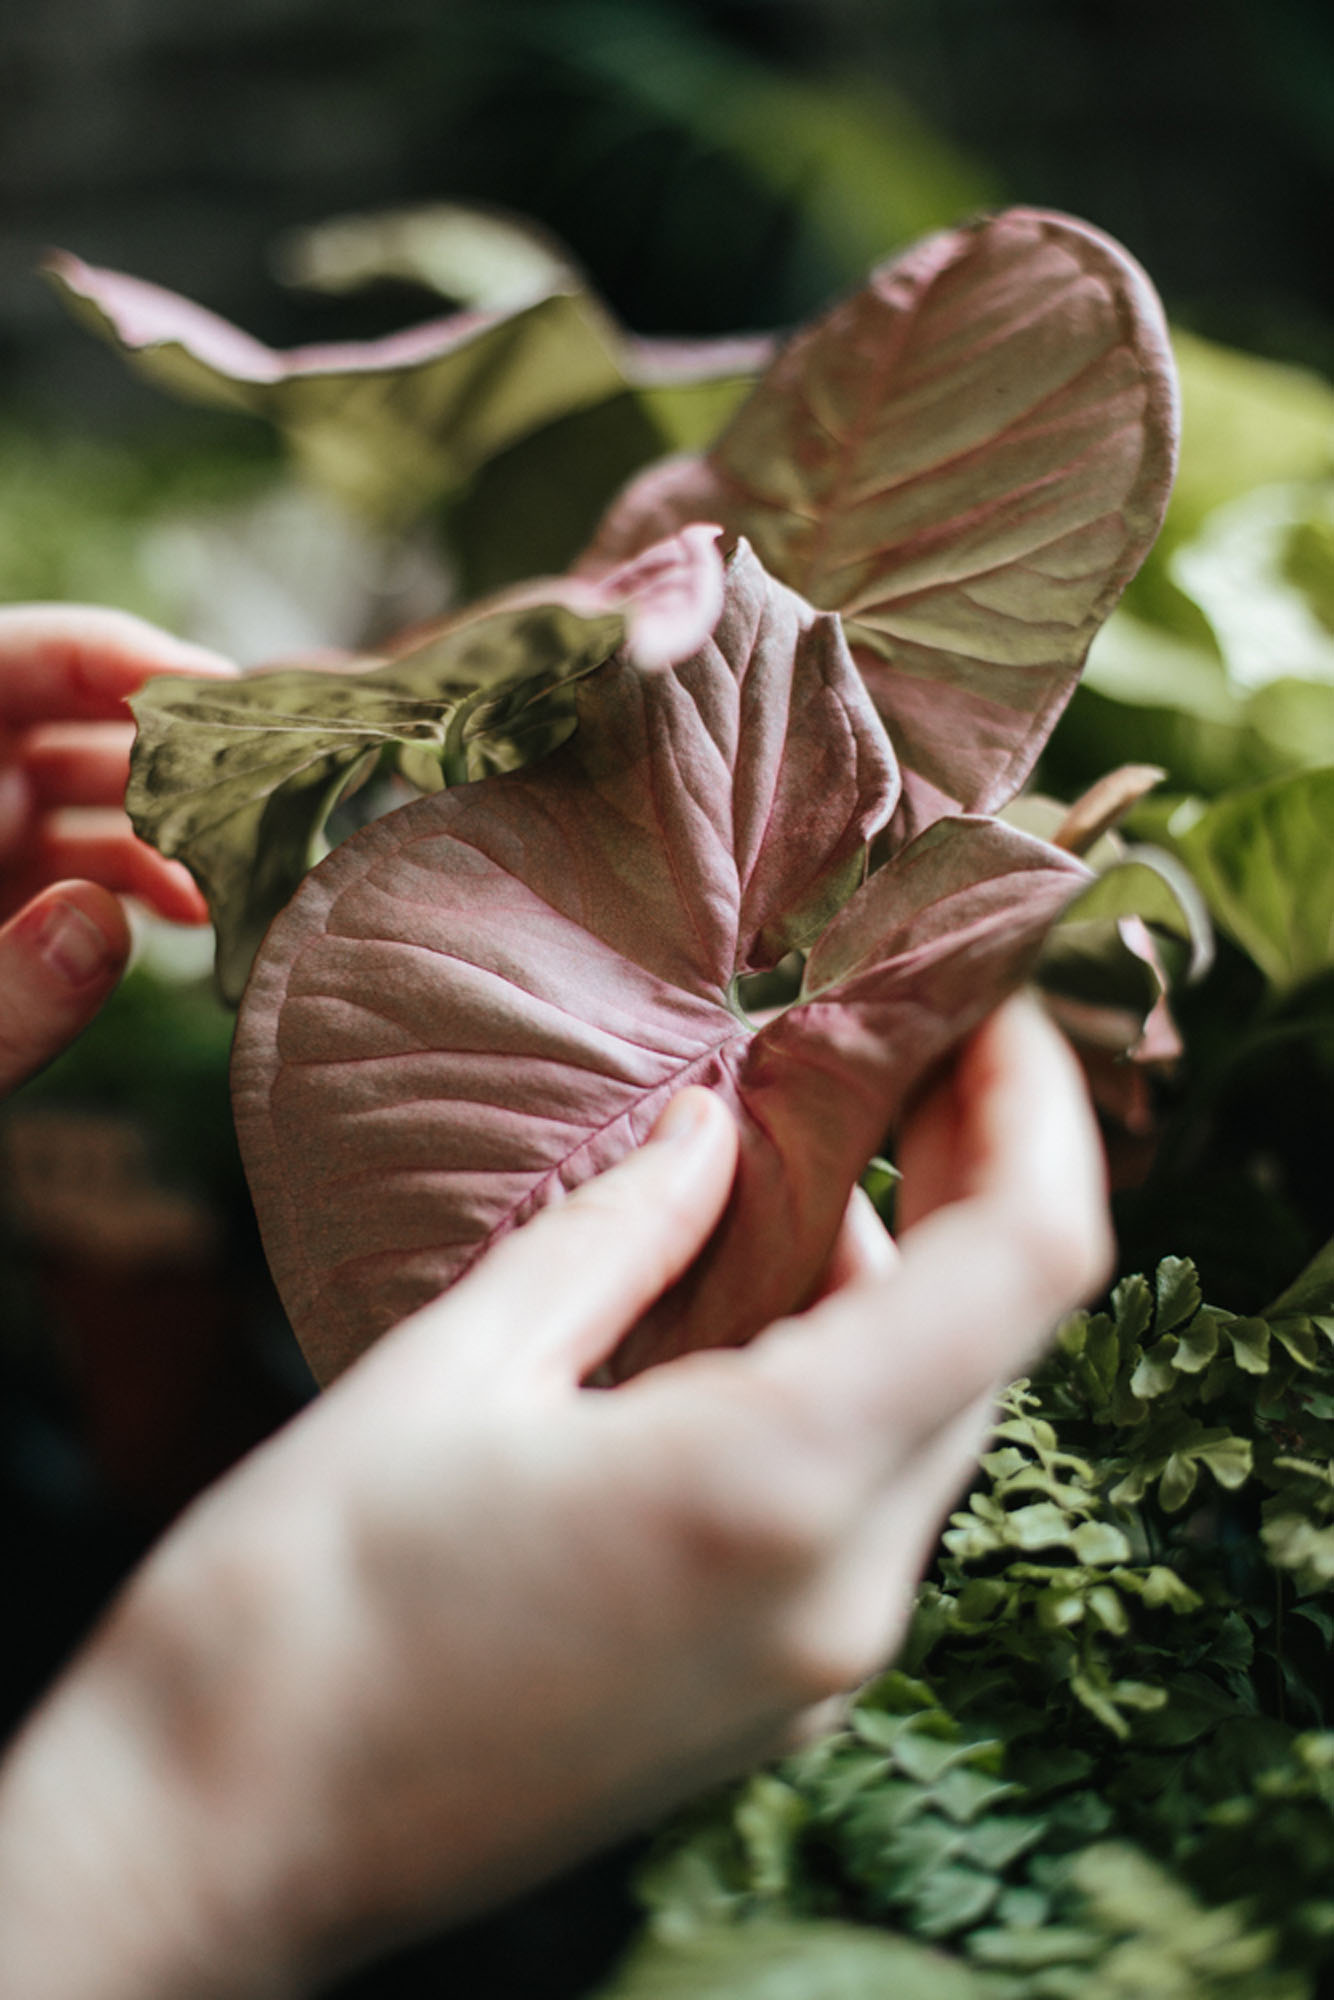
[65,205,1179,1383]
[52,200,1334,1990]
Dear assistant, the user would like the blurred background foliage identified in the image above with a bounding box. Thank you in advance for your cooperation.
[3,2,1334,1994]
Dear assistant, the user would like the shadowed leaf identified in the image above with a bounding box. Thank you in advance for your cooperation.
[130,528,725,1001]
[45,249,769,530]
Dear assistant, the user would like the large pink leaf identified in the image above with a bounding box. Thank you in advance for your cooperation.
[582,208,1179,832]
[232,547,1086,1384]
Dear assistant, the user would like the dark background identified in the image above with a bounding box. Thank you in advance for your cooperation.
[2,3,1332,1993]
[3,0,1333,420]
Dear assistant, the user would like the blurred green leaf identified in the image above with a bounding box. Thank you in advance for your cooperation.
[597,1920,984,1999]
[1174,768,1334,990]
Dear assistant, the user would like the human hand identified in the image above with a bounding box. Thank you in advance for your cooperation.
[0,996,1111,1997]
[0,604,233,1091]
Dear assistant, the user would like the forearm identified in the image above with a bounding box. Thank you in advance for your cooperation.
[0,1522,313,2000]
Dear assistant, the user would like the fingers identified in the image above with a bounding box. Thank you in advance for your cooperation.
[368,1089,740,1393]
[18,722,137,808]
[810,1186,897,1303]
[3,810,208,926]
[0,882,131,1094]
[748,997,1112,1472]
[0,605,234,727]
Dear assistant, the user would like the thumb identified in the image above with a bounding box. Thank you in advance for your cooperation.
[370,1088,740,1395]
[0,882,130,1095]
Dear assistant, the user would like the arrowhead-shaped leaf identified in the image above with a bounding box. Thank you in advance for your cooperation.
[232,544,1086,1384]
[584,208,1179,831]
[45,249,768,530]
[129,527,725,1001]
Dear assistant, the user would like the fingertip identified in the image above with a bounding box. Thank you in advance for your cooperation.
[154,857,211,926]
[0,882,130,1091]
[27,880,131,987]
[645,1084,735,1149]
[819,1187,898,1298]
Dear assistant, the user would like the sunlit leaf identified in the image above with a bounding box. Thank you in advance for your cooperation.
[586,208,1178,830]
[1174,767,1334,991]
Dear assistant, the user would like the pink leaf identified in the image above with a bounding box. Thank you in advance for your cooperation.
[584,209,1179,832]
[233,546,1086,1385]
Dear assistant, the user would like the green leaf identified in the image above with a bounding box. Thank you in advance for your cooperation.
[735,1777,808,1898]
[1130,1346,1179,1401]
[1226,1316,1273,1373]
[960,1814,1047,1872]
[1069,1520,1134,1567]
[1270,1318,1321,1369]
[932,1768,1021,1826]
[1003,1502,1085,1551]
[127,533,725,1001]
[1164,330,1334,554]
[966,1924,1104,1969]
[128,593,625,1001]
[1155,1256,1204,1333]
[1112,1273,1155,1346]
[1159,1452,1200,1512]
[47,244,767,533]
[893,1733,994,1787]
[1265,1236,1334,1318]
[1175,767,1334,991]
[1173,1309,1221,1374]
[1194,1433,1255,1490]
[1063,852,1212,976]
[909,1864,1000,1939]
[597,1920,985,2000]
[1172,479,1334,695]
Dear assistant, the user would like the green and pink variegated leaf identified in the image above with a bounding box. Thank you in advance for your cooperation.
[45,250,768,529]
[232,545,1086,1384]
[583,208,1179,833]
[129,525,726,1003]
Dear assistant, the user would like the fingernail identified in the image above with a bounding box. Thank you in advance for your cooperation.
[37,900,119,986]
[649,1088,714,1145]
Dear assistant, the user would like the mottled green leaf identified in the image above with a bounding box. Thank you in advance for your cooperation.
[128,529,725,1000]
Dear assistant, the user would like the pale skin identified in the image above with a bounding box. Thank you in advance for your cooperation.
[0,606,1113,1997]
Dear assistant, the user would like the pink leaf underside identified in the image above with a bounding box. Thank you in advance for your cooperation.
[46,253,771,395]
[232,547,1086,1387]
[581,207,1180,830]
